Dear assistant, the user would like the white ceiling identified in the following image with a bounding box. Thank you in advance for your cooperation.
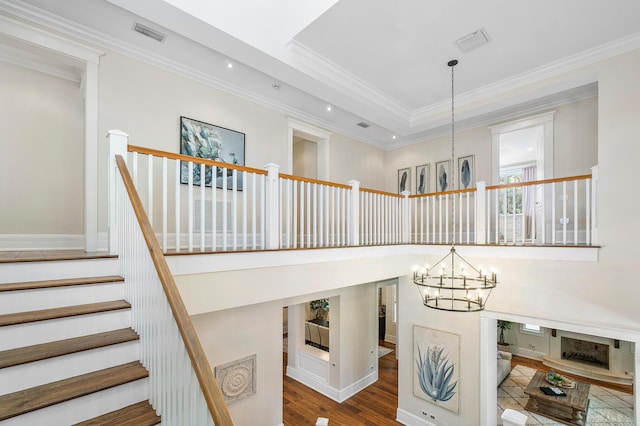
[5,0,640,149]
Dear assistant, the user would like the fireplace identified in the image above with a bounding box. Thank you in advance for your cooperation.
[561,336,609,369]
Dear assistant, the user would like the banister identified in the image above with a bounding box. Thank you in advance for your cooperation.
[409,187,477,199]
[278,173,352,189]
[128,144,267,175]
[359,187,403,197]
[486,174,592,190]
[115,155,234,426]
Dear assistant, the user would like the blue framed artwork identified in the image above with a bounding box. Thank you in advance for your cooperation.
[457,154,475,190]
[398,167,410,194]
[414,325,460,413]
[180,116,245,190]
[435,160,450,192]
[416,164,430,195]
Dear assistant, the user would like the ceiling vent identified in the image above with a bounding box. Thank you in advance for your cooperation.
[133,22,166,42]
[357,122,370,128]
[455,28,489,53]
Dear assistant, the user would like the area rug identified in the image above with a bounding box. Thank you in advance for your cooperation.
[497,364,635,425]
[378,346,393,358]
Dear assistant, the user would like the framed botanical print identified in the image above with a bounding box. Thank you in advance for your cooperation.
[415,164,430,195]
[398,167,410,194]
[435,160,450,192]
[414,325,460,413]
[457,155,475,189]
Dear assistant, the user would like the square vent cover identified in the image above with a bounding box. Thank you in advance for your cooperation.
[455,28,489,53]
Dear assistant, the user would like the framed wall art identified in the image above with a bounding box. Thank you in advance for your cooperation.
[179,116,246,190]
[413,325,460,413]
[457,155,475,190]
[398,167,410,194]
[435,160,450,192]
[415,164,430,195]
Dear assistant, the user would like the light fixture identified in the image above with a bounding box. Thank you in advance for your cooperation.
[412,59,497,312]
[392,135,397,140]
[327,105,332,112]
[227,62,233,69]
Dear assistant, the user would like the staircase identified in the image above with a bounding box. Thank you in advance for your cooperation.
[0,256,160,425]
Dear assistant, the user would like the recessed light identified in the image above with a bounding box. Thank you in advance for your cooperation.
[272,83,281,90]
[392,135,397,140]
[227,62,233,69]
[327,105,332,112]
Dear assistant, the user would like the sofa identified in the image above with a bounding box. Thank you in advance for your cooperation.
[497,350,512,385]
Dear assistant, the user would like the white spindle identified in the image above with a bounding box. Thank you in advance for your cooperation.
[573,180,578,245]
[306,182,311,248]
[260,173,266,249]
[148,155,154,226]
[212,167,217,251]
[132,151,139,186]
[551,183,556,245]
[222,167,228,251]
[586,179,591,245]
[299,181,305,248]
[313,184,318,248]
[242,172,248,250]
[200,164,205,251]
[175,159,181,252]
[252,173,257,249]
[232,170,238,251]
[187,161,194,252]
[562,181,567,245]
[162,157,167,253]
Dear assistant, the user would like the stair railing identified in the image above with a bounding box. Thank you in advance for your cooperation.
[111,141,233,424]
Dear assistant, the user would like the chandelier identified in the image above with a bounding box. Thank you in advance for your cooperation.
[412,59,497,312]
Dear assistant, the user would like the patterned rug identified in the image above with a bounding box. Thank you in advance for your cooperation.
[498,365,635,425]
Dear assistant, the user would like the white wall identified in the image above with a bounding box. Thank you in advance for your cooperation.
[386,96,598,195]
[192,300,283,426]
[0,61,84,235]
[292,137,317,179]
[329,132,386,190]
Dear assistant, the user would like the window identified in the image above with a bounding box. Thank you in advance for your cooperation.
[521,323,543,335]
[499,166,525,214]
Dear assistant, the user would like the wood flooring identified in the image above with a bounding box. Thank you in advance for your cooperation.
[283,340,401,425]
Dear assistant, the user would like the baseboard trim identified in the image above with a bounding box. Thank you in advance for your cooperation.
[286,366,377,403]
[396,408,437,426]
[384,333,397,344]
[0,234,84,250]
[0,233,109,252]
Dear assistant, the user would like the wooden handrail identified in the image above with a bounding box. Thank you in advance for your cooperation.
[409,187,477,199]
[359,187,403,197]
[128,144,267,175]
[486,174,592,190]
[115,155,234,426]
[278,173,351,189]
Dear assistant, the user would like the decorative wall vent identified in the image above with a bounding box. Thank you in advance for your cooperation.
[357,122,370,128]
[133,22,166,42]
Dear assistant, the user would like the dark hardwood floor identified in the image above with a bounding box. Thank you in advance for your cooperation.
[283,340,401,425]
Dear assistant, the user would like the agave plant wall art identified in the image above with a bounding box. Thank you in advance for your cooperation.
[413,326,460,413]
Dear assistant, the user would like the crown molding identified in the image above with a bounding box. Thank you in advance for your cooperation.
[0,0,390,149]
[288,39,413,122]
[0,43,82,82]
[411,32,640,127]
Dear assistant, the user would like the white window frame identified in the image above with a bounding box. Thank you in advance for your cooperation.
[520,323,544,335]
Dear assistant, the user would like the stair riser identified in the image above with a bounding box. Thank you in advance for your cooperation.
[0,258,118,284]
[0,377,149,426]
[0,310,132,351]
[0,341,140,394]
[0,282,124,314]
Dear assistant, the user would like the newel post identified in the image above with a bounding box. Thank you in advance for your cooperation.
[590,165,599,246]
[348,180,360,246]
[107,129,129,255]
[264,163,280,250]
[476,181,487,244]
[401,191,411,243]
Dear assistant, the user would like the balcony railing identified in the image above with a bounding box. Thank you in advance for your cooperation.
[108,131,598,255]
